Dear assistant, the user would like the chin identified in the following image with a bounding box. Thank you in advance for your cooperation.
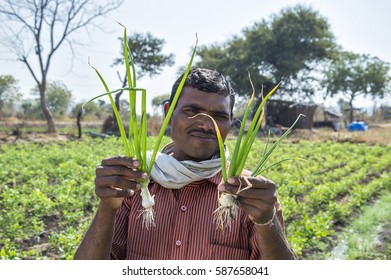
[188,151,217,161]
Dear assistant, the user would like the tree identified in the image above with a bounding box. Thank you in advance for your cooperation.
[112,32,174,110]
[196,5,337,100]
[323,51,391,122]
[0,0,124,133]
[0,75,21,118]
[31,80,73,117]
[101,32,174,135]
[20,99,34,118]
[114,32,175,79]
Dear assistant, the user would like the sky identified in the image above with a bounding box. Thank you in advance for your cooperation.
[1,0,391,112]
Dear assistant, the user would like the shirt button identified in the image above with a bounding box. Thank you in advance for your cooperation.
[175,240,182,246]
[181,205,187,212]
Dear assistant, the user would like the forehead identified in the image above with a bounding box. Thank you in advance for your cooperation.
[176,86,232,113]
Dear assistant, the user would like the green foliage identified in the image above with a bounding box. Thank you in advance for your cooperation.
[260,142,391,258]
[196,4,337,99]
[109,31,175,114]
[0,137,124,259]
[0,75,21,116]
[30,81,73,117]
[322,51,391,122]
[0,139,390,259]
[113,32,174,79]
[329,190,391,260]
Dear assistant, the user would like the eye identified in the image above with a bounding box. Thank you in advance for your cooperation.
[183,107,198,116]
[213,113,230,121]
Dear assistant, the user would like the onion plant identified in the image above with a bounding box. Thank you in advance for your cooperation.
[195,75,305,229]
[83,24,198,228]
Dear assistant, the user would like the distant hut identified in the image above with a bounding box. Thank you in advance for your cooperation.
[313,107,342,131]
[265,99,317,129]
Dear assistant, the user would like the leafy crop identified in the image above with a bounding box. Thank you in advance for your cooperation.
[0,138,390,259]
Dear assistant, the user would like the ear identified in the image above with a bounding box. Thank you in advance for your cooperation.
[163,101,170,117]
[163,101,171,125]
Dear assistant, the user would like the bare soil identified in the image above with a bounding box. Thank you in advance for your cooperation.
[1,121,391,145]
[0,131,75,144]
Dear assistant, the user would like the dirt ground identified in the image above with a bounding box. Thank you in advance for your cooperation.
[0,131,75,144]
[0,120,93,144]
[1,120,391,145]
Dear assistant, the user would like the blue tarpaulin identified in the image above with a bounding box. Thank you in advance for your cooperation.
[348,121,368,131]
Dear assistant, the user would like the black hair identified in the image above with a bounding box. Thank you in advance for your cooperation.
[169,68,235,115]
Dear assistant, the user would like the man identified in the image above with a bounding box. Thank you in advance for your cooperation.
[74,68,296,260]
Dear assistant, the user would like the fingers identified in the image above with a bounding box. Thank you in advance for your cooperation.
[218,175,277,224]
[218,175,276,199]
[97,185,134,198]
[95,175,140,191]
[96,165,147,182]
[95,156,148,200]
[101,156,141,169]
[97,156,147,183]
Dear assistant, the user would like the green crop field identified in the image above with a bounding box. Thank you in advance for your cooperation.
[0,136,390,259]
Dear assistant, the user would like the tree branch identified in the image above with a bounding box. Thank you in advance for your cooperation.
[20,55,41,86]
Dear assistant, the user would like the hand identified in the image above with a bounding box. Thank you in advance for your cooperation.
[95,156,147,210]
[218,175,277,224]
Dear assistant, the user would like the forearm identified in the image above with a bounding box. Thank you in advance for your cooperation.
[74,203,117,260]
[255,215,297,260]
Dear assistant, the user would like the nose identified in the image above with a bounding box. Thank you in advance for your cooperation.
[192,113,216,132]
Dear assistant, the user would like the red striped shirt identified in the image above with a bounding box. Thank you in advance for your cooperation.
[110,171,284,260]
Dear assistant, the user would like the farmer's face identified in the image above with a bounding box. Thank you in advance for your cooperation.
[167,86,232,161]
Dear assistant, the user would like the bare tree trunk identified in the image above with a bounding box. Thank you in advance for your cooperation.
[43,105,57,134]
[105,71,127,135]
[115,91,123,111]
[114,71,128,111]
[77,109,83,138]
[349,99,354,123]
[39,85,57,134]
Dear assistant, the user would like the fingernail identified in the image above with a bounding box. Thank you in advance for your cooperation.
[228,177,235,184]
[136,183,141,190]
[133,161,140,167]
[141,173,148,179]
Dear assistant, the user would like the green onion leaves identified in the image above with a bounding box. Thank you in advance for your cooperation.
[83,24,198,228]
[200,74,305,229]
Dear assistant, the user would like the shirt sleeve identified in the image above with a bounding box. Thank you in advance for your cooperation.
[109,198,132,260]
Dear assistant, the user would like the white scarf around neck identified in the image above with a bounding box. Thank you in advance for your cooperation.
[146,142,229,189]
